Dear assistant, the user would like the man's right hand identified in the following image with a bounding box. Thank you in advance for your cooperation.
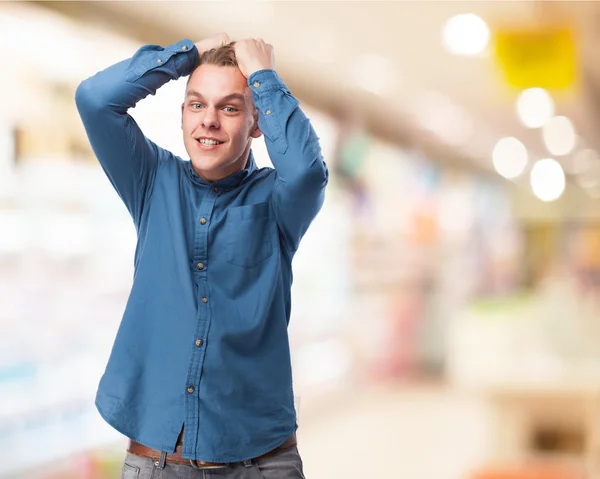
[194,33,230,56]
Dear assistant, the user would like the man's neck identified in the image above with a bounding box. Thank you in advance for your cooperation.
[192,151,250,183]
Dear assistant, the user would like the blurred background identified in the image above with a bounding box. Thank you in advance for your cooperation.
[3,1,600,478]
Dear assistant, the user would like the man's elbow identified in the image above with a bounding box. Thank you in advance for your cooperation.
[303,154,329,190]
[282,161,328,204]
[75,80,94,113]
[75,78,108,115]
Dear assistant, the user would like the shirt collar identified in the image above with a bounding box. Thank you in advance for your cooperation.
[188,150,258,189]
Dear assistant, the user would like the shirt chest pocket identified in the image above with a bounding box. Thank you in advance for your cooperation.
[225,202,273,268]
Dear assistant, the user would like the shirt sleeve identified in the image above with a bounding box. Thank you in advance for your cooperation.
[75,39,199,227]
[248,70,329,253]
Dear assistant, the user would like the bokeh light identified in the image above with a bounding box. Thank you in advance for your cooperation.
[530,158,566,202]
[442,13,490,56]
[516,88,555,129]
[492,137,528,179]
[543,116,576,156]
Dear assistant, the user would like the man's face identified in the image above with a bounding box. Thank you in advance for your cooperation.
[182,64,261,182]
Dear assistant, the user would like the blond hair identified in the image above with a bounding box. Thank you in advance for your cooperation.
[186,43,238,89]
[199,42,237,67]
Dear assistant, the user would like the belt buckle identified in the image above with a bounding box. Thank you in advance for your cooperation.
[189,459,230,470]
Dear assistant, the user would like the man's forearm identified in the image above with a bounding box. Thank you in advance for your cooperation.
[76,39,199,114]
[233,38,326,187]
[248,69,326,183]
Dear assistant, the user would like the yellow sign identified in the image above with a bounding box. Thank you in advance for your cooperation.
[494,26,576,90]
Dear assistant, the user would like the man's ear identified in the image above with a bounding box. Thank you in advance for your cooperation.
[250,109,262,139]
[251,123,263,139]
[181,103,184,130]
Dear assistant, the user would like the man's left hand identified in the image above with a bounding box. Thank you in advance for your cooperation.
[234,39,275,79]
[195,33,230,56]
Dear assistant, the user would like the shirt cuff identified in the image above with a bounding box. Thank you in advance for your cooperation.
[248,70,295,155]
[168,39,199,76]
[248,70,288,94]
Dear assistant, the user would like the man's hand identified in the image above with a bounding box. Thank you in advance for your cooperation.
[194,33,230,56]
[234,39,275,79]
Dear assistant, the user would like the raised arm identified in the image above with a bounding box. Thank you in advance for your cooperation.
[75,34,229,226]
[235,39,329,252]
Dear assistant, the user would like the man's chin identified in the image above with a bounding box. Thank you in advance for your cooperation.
[190,151,248,181]
[191,157,224,172]
[190,158,231,181]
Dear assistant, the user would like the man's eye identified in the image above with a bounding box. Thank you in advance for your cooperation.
[223,107,238,113]
[191,103,203,110]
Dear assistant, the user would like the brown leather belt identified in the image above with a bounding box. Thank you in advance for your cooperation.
[128,432,297,469]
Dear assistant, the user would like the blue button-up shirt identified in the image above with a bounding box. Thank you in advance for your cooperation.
[74,39,328,462]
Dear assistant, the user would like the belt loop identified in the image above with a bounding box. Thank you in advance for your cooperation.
[243,459,252,468]
[157,451,167,469]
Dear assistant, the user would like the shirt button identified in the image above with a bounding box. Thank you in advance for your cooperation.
[213,187,219,193]
[196,339,203,347]
[265,109,271,115]
[200,218,207,225]
[197,263,204,270]
[157,58,163,63]
[182,45,188,51]
[202,296,208,303]
[187,386,195,394]
[253,81,260,88]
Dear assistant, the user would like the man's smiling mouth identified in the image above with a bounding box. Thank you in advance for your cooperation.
[197,138,224,146]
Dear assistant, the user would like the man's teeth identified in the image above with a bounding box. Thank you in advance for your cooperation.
[199,139,222,146]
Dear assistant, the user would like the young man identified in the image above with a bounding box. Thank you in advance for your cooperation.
[75,33,328,478]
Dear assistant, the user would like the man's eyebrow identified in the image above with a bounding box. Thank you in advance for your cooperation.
[185,91,246,103]
[186,90,203,99]
[218,93,246,103]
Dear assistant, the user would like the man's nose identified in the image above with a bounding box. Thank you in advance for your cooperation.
[201,107,220,129]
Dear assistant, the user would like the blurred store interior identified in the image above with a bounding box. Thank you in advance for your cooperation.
[3,1,600,478]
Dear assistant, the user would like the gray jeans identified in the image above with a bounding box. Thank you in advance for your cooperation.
[121,446,306,479]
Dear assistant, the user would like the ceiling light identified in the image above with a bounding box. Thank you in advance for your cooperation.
[442,14,490,56]
[543,116,576,156]
[516,88,554,128]
[492,137,528,179]
[530,158,565,202]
